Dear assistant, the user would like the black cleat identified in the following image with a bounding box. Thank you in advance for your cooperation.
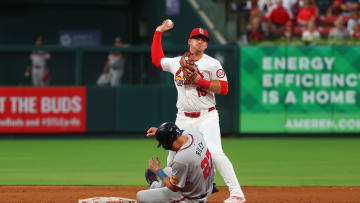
[145,169,158,186]
[212,183,219,194]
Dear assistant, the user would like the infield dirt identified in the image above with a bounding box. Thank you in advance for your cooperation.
[0,186,359,203]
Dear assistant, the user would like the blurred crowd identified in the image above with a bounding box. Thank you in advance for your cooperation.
[245,0,360,41]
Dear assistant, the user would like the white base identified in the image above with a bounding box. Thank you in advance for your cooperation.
[78,197,137,203]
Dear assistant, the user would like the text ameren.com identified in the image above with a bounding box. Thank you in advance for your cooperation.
[261,57,359,88]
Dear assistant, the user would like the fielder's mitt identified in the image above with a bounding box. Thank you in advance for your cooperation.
[180,52,199,82]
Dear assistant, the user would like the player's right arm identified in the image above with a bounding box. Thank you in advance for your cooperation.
[151,20,174,70]
[24,59,32,77]
[146,127,158,137]
[104,60,110,73]
[149,157,181,192]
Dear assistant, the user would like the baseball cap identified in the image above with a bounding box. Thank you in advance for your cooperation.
[189,28,209,41]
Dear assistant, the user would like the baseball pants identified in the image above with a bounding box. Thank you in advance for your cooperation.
[168,109,245,198]
[32,68,46,86]
[109,68,124,86]
[136,167,210,203]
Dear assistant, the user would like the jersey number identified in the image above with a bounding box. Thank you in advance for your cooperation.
[201,149,213,179]
[196,87,207,97]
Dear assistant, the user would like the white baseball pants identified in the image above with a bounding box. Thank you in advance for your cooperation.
[31,67,46,86]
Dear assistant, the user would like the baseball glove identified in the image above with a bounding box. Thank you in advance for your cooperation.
[180,52,199,82]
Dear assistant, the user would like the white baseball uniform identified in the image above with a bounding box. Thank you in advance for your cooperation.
[137,130,215,203]
[108,53,125,86]
[29,51,50,86]
[159,54,245,198]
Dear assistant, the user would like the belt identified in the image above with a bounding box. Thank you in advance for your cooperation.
[184,107,216,118]
[186,192,208,200]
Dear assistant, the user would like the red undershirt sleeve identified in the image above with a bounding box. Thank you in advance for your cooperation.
[151,31,165,70]
[219,80,229,95]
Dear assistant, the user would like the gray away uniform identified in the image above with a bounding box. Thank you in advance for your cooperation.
[137,130,215,203]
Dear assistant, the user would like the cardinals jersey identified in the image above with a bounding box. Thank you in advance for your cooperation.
[108,53,125,70]
[30,51,50,69]
[161,54,227,112]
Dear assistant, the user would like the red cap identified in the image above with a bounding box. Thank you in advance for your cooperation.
[189,28,209,41]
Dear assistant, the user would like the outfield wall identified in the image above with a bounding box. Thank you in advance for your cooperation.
[0,45,238,134]
[2,46,360,134]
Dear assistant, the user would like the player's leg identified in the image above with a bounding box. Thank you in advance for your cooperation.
[136,187,184,203]
[198,111,245,200]
[32,68,41,86]
[138,167,185,203]
[39,68,46,87]
[109,69,120,86]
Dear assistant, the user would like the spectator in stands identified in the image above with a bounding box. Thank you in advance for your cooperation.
[97,37,128,86]
[302,22,321,40]
[258,0,277,15]
[314,0,335,16]
[267,0,291,38]
[248,19,264,41]
[283,0,299,17]
[297,0,319,28]
[340,0,359,16]
[347,11,360,36]
[284,21,294,40]
[319,3,341,26]
[329,18,349,39]
[352,22,360,39]
[250,0,265,26]
[249,0,268,36]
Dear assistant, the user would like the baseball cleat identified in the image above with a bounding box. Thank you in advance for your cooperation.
[212,183,219,194]
[145,169,158,186]
[224,196,246,203]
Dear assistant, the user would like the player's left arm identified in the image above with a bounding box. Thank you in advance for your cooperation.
[148,157,181,192]
[199,79,228,95]
[162,176,181,192]
[209,80,229,95]
[188,68,228,95]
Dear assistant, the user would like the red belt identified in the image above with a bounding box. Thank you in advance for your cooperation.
[184,107,216,118]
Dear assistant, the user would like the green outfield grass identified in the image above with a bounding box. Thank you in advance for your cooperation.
[0,137,359,186]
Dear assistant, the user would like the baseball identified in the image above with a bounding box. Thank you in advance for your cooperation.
[166,19,173,27]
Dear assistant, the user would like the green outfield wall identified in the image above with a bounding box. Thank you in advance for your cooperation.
[240,46,360,133]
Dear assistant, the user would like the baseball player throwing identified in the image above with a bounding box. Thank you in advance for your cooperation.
[137,122,215,203]
[150,20,246,203]
[24,36,51,86]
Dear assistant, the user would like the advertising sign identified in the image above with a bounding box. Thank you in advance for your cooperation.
[0,86,86,133]
[240,46,360,133]
[59,30,101,46]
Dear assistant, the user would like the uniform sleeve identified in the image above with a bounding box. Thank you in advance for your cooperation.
[151,31,165,69]
[210,60,228,82]
[170,161,188,189]
[160,57,180,75]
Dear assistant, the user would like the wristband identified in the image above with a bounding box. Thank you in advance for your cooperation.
[156,169,167,180]
[198,78,211,89]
